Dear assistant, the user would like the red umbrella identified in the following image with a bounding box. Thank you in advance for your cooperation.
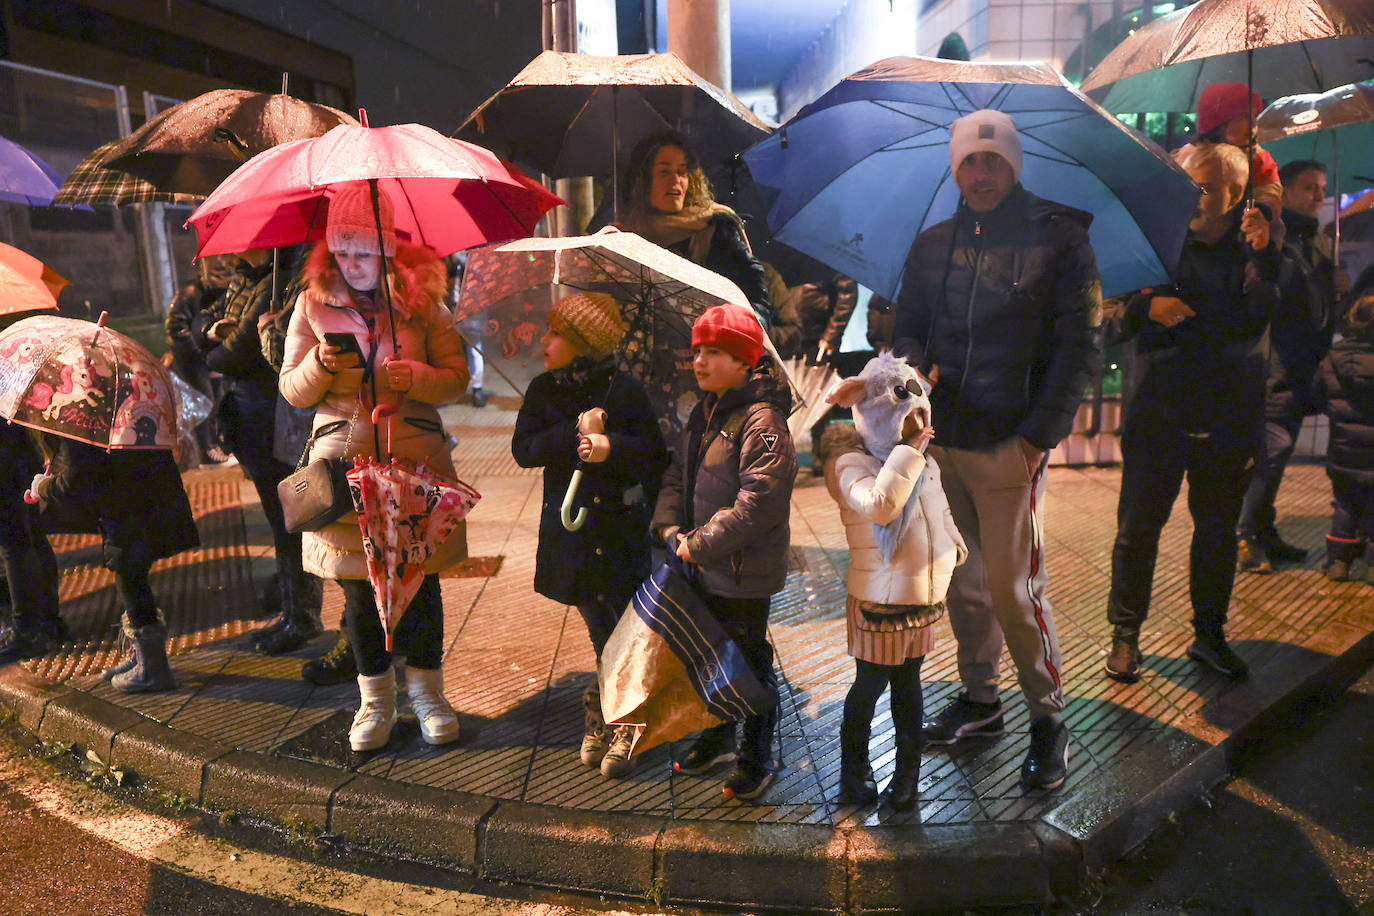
[0,242,67,315]
[347,457,481,650]
[187,114,563,258]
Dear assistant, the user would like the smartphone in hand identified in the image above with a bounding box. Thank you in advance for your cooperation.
[322,331,365,364]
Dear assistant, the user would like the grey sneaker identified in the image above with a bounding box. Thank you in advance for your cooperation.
[600,725,636,778]
[579,689,610,767]
[923,693,1004,745]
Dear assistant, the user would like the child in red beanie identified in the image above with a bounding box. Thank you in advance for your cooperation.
[1194,81,1284,242]
[651,304,797,801]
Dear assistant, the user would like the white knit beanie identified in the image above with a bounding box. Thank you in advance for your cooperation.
[948,109,1022,181]
[326,181,397,257]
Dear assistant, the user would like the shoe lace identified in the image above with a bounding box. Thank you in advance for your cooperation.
[608,725,634,755]
[409,689,454,723]
[320,639,350,667]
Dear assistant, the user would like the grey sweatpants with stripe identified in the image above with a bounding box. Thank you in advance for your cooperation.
[930,438,1065,722]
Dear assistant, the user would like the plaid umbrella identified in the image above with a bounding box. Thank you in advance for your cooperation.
[52,140,197,206]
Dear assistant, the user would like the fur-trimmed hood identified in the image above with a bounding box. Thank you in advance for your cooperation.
[818,422,865,466]
[302,241,447,320]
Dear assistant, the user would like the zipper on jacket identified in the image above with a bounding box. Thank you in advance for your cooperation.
[953,217,985,434]
[923,492,936,600]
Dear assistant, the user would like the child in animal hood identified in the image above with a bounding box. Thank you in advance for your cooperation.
[652,304,797,802]
[820,351,966,810]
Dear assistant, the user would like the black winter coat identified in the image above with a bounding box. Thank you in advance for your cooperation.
[1268,209,1337,424]
[1318,329,1374,488]
[38,437,199,568]
[513,360,668,607]
[666,213,771,328]
[892,185,1103,450]
[1115,208,1280,449]
[652,369,797,599]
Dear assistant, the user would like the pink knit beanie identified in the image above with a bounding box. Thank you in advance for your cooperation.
[326,181,396,257]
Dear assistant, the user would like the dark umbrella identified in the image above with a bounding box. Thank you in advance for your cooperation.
[0,137,63,206]
[742,56,1199,301]
[455,50,773,211]
[1081,0,1374,113]
[99,88,359,196]
[51,138,196,206]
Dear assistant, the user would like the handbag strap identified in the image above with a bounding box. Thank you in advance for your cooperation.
[295,399,362,470]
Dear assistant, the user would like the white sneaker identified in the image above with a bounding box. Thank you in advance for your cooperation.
[349,670,398,752]
[406,667,460,745]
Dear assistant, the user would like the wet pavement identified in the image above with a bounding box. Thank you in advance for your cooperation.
[4,393,1372,911]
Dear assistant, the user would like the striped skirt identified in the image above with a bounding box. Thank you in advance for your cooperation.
[845,594,942,666]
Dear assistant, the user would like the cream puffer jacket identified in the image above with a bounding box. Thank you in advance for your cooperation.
[822,425,966,606]
[280,242,469,580]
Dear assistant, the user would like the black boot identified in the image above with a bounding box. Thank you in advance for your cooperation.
[722,703,778,801]
[302,633,357,685]
[1260,529,1308,565]
[881,658,925,810]
[109,612,176,693]
[673,722,737,775]
[1104,625,1143,683]
[835,716,878,805]
[1323,536,1363,581]
[253,568,323,654]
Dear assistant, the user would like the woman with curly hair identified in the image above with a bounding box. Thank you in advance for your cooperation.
[615,131,771,326]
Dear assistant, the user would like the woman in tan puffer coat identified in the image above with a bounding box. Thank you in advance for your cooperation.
[279,182,468,753]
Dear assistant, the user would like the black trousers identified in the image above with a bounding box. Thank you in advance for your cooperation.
[341,574,443,676]
[0,498,59,631]
[1107,426,1253,638]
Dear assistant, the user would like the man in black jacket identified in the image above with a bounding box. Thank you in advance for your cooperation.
[1103,141,1280,685]
[1236,159,1341,573]
[893,109,1102,790]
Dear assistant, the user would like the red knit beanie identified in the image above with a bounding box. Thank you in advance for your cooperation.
[326,181,397,257]
[692,304,764,367]
[1196,82,1263,137]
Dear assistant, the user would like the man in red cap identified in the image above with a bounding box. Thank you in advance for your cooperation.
[652,304,797,802]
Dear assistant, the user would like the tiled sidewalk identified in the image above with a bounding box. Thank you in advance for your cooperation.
[9,399,1374,909]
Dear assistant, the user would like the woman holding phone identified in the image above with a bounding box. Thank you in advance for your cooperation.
[279,181,470,752]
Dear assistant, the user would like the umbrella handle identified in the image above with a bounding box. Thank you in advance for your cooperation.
[23,490,38,505]
[372,403,397,458]
[560,467,587,532]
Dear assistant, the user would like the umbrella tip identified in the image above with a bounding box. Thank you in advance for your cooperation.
[96,310,108,328]
[359,108,369,128]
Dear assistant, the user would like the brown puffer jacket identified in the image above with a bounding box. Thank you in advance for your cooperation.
[279,242,469,580]
[652,368,797,599]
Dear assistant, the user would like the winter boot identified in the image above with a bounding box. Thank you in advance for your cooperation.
[109,612,177,693]
[349,669,398,752]
[580,688,610,767]
[1021,716,1070,790]
[1261,529,1308,565]
[405,666,459,745]
[1322,537,1363,582]
[0,618,70,666]
[722,705,779,801]
[102,610,161,681]
[835,716,878,805]
[880,675,925,810]
[674,722,737,775]
[1235,537,1273,574]
[1104,626,1143,683]
[302,633,358,685]
[253,568,323,655]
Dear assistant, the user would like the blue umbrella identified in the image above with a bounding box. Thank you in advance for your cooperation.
[742,57,1200,300]
[0,136,63,206]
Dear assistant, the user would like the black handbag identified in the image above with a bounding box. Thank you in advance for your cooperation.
[278,412,356,534]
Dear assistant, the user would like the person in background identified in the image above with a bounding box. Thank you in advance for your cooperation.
[615,131,772,328]
[653,305,796,801]
[279,182,469,752]
[1315,296,1374,584]
[1237,159,1342,573]
[892,109,1102,791]
[512,291,667,780]
[1102,141,1279,685]
[165,254,234,464]
[1192,81,1285,246]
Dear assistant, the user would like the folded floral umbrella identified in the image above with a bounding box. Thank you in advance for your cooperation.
[0,312,178,450]
[0,136,63,205]
[188,115,563,259]
[99,88,359,196]
[0,242,68,315]
[347,457,480,650]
